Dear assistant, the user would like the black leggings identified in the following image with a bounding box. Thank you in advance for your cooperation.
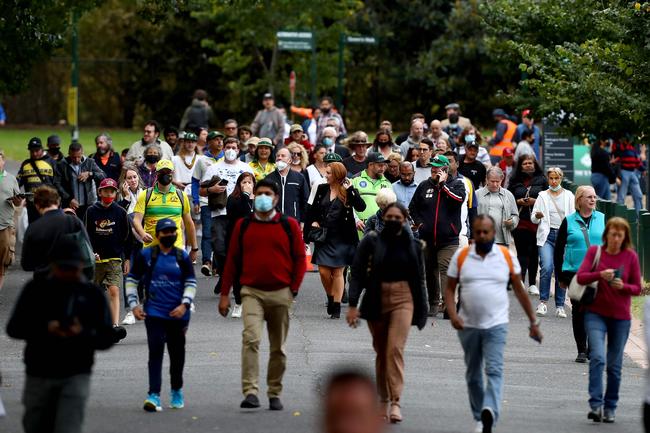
[644,403,650,433]
[512,228,538,285]
[570,299,588,354]
[145,316,188,394]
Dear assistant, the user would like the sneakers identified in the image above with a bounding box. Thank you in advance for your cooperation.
[269,397,283,411]
[240,394,260,409]
[201,262,212,277]
[481,408,494,433]
[556,306,567,318]
[231,304,242,318]
[575,352,588,363]
[535,303,548,317]
[143,393,162,412]
[190,303,196,313]
[528,285,539,296]
[473,421,484,433]
[588,407,602,422]
[603,408,615,423]
[121,311,135,325]
[113,325,127,342]
[170,389,184,409]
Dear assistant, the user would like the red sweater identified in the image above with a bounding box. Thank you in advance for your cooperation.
[220,213,306,295]
[577,246,642,320]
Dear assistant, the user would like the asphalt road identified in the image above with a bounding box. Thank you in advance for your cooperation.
[0,263,646,433]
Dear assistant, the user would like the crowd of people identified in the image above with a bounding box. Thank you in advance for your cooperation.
[2,91,647,433]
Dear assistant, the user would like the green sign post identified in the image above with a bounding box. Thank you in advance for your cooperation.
[573,144,592,186]
[336,34,377,113]
[277,31,317,106]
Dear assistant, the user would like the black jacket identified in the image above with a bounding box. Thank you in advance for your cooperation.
[265,170,310,222]
[84,202,133,261]
[225,192,254,253]
[409,175,466,248]
[348,230,428,329]
[90,151,122,182]
[304,183,366,245]
[590,146,616,183]
[55,156,106,207]
[507,173,548,223]
[6,276,114,378]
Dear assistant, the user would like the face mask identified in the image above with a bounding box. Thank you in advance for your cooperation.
[475,239,494,255]
[549,185,562,192]
[49,147,60,153]
[145,154,160,164]
[322,137,333,146]
[254,194,274,212]
[465,134,476,144]
[449,114,459,124]
[224,149,238,161]
[383,219,403,236]
[292,158,301,165]
[100,196,115,205]
[157,173,172,186]
[321,107,331,114]
[276,160,289,171]
[158,234,177,248]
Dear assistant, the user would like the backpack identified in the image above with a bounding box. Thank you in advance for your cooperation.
[59,216,96,280]
[142,245,191,302]
[144,187,185,215]
[185,104,209,132]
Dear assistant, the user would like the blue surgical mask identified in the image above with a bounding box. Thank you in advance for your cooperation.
[549,185,562,192]
[254,195,273,212]
[322,138,333,146]
[464,134,476,144]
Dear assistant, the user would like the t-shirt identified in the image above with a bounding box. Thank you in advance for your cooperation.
[412,160,431,185]
[459,159,486,189]
[134,185,191,249]
[342,156,368,177]
[173,153,198,185]
[0,172,20,229]
[447,244,521,329]
[202,160,253,217]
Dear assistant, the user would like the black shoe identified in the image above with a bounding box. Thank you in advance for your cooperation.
[428,304,438,317]
[588,407,602,422]
[240,394,260,409]
[341,288,349,304]
[330,302,341,319]
[603,408,615,423]
[481,408,493,433]
[201,262,212,277]
[113,325,127,342]
[269,397,283,411]
[326,296,334,315]
[575,353,588,363]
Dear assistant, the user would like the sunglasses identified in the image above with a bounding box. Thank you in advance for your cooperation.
[291,152,302,157]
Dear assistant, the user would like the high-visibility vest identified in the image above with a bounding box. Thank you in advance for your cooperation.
[489,119,517,156]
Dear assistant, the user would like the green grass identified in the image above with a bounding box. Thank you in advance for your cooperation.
[0,127,141,162]
[633,294,647,321]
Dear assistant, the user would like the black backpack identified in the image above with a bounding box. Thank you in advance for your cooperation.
[185,104,209,132]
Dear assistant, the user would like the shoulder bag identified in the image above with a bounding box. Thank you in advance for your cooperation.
[568,244,601,305]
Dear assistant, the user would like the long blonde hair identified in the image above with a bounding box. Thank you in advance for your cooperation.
[287,142,308,170]
[118,163,143,200]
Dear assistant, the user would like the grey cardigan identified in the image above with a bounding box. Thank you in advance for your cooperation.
[476,187,519,245]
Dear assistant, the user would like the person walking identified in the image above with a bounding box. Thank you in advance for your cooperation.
[138,145,163,188]
[476,167,518,247]
[351,153,392,236]
[576,217,641,423]
[409,154,466,316]
[342,132,372,177]
[265,147,310,223]
[412,139,434,184]
[445,215,542,433]
[553,186,605,363]
[347,202,428,423]
[392,162,418,208]
[179,89,215,132]
[305,144,328,204]
[590,138,616,200]
[0,150,22,290]
[126,218,197,412]
[507,155,548,295]
[249,137,276,181]
[17,137,57,223]
[251,93,285,147]
[531,167,575,318]
[611,137,644,213]
[218,178,306,411]
[126,121,174,164]
[363,189,398,235]
[306,162,366,318]
[7,236,115,433]
[91,133,122,182]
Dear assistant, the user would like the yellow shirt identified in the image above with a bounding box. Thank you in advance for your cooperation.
[249,160,276,181]
[134,185,190,249]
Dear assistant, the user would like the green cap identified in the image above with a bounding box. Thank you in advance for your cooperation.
[429,154,450,167]
[257,138,274,148]
[207,131,225,140]
[184,132,197,141]
[324,152,343,163]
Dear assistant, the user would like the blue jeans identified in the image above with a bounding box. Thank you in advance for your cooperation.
[200,205,213,264]
[591,172,611,200]
[617,169,643,213]
[539,229,565,307]
[584,312,630,411]
[457,324,508,422]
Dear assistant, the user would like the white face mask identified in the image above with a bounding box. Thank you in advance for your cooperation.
[276,160,289,171]
[224,149,238,161]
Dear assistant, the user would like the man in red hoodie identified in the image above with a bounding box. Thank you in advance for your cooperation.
[219,177,306,411]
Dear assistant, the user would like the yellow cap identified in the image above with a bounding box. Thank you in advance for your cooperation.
[155,159,174,172]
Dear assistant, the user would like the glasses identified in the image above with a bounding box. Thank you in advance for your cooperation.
[291,152,302,157]
[225,126,237,130]
[417,148,430,152]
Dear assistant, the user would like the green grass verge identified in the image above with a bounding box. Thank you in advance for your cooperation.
[632,295,645,321]
[0,127,141,161]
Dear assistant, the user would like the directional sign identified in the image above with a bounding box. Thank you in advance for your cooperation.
[345,35,377,45]
[542,120,574,180]
[277,31,313,51]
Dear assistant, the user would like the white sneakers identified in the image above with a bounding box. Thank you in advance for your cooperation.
[231,304,242,318]
[121,311,136,325]
[556,307,567,318]
[528,285,540,296]
[535,303,548,316]
[190,303,196,313]
[473,420,483,433]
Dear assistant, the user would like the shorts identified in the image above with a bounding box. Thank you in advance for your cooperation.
[95,260,123,290]
[0,226,16,275]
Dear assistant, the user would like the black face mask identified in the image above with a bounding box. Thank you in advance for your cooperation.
[475,239,494,255]
[145,154,160,164]
[159,234,177,248]
[321,107,331,114]
[383,219,403,236]
[157,173,173,186]
[449,113,459,124]
[48,147,60,153]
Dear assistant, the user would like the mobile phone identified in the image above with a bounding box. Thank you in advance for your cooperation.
[613,268,622,279]
[218,179,229,186]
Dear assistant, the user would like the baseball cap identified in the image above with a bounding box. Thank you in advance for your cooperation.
[492,108,507,117]
[367,152,388,164]
[263,93,274,100]
[445,103,460,110]
[429,154,450,168]
[155,159,174,172]
[324,153,343,163]
[502,147,514,157]
[246,137,260,147]
[522,109,532,118]
[290,124,303,133]
[47,134,61,146]
[98,178,118,191]
[466,141,479,149]
[257,137,273,148]
[27,137,42,150]
[155,218,177,233]
[184,132,198,141]
[207,131,225,140]
[178,131,187,140]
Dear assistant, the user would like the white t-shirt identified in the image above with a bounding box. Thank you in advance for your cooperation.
[202,160,253,217]
[306,164,326,205]
[447,244,521,329]
[412,161,431,185]
[173,153,198,185]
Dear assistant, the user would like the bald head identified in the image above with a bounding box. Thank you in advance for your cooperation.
[430,120,442,138]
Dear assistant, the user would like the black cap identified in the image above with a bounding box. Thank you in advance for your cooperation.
[47,135,61,146]
[27,137,42,150]
[263,93,274,100]
[366,152,388,164]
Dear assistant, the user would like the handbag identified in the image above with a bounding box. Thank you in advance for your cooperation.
[200,176,227,210]
[307,227,327,243]
[568,245,601,305]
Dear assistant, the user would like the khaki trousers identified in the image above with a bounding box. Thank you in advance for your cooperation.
[367,281,414,403]
[241,286,292,398]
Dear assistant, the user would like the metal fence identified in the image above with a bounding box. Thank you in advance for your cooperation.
[562,179,650,281]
